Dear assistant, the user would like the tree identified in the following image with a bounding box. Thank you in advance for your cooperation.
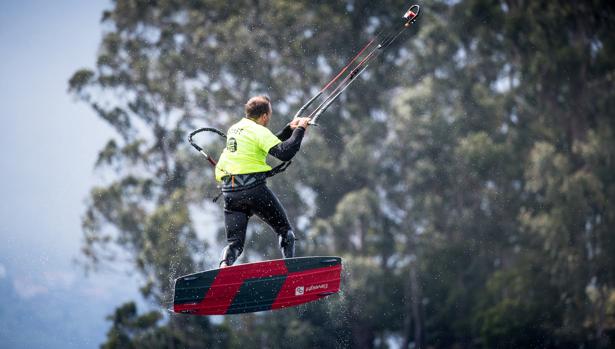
[70,0,615,348]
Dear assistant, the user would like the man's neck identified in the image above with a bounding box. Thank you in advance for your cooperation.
[246,117,265,126]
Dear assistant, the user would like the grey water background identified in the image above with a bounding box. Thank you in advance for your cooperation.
[0,1,139,348]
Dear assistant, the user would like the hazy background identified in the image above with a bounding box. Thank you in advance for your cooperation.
[0,1,139,348]
[2,1,614,348]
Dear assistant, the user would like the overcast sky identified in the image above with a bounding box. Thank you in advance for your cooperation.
[0,1,141,347]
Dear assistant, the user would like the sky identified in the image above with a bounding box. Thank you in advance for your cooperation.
[0,1,142,347]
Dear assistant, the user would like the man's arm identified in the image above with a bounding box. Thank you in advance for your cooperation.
[275,123,293,141]
[268,127,305,161]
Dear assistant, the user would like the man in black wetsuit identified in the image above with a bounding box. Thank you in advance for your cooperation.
[214,95,310,268]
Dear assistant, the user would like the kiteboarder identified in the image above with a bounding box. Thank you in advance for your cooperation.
[177,3,421,316]
[214,95,310,268]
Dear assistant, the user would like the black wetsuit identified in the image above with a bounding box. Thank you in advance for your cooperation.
[220,124,305,266]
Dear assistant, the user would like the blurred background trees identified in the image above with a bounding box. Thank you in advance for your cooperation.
[69,0,615,348]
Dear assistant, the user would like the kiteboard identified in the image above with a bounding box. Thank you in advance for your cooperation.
[172,256,342,315]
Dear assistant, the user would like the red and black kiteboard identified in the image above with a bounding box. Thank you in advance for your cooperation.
[172,256,342,315]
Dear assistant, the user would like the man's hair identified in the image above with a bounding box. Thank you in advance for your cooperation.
[245,95,271,119]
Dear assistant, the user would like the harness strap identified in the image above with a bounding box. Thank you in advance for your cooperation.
[266,161,292,178]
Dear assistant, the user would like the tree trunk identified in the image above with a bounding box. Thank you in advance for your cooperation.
[352,322,375,349]
[410,260,424,348]
[403,259,424,349]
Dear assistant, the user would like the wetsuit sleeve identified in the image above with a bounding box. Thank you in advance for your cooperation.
[268,127,305,161]
[275,124,293,141]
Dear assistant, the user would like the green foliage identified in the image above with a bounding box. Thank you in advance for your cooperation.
[475,257,561,348]
[70,0,615,348]
[102,302,162,349]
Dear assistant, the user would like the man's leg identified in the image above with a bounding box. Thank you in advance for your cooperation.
[221,208,248,267]
[251,185,295,258]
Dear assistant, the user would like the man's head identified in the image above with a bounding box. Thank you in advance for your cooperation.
[245,95,272,126]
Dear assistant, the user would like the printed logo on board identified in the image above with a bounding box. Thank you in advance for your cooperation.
[306,284,328,292]
[295,284,328,296]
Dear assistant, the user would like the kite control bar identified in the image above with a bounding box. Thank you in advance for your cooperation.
[188,127,226,167]
[294,4,421,125]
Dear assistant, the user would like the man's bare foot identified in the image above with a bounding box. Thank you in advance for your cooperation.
[219,261,229,268]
